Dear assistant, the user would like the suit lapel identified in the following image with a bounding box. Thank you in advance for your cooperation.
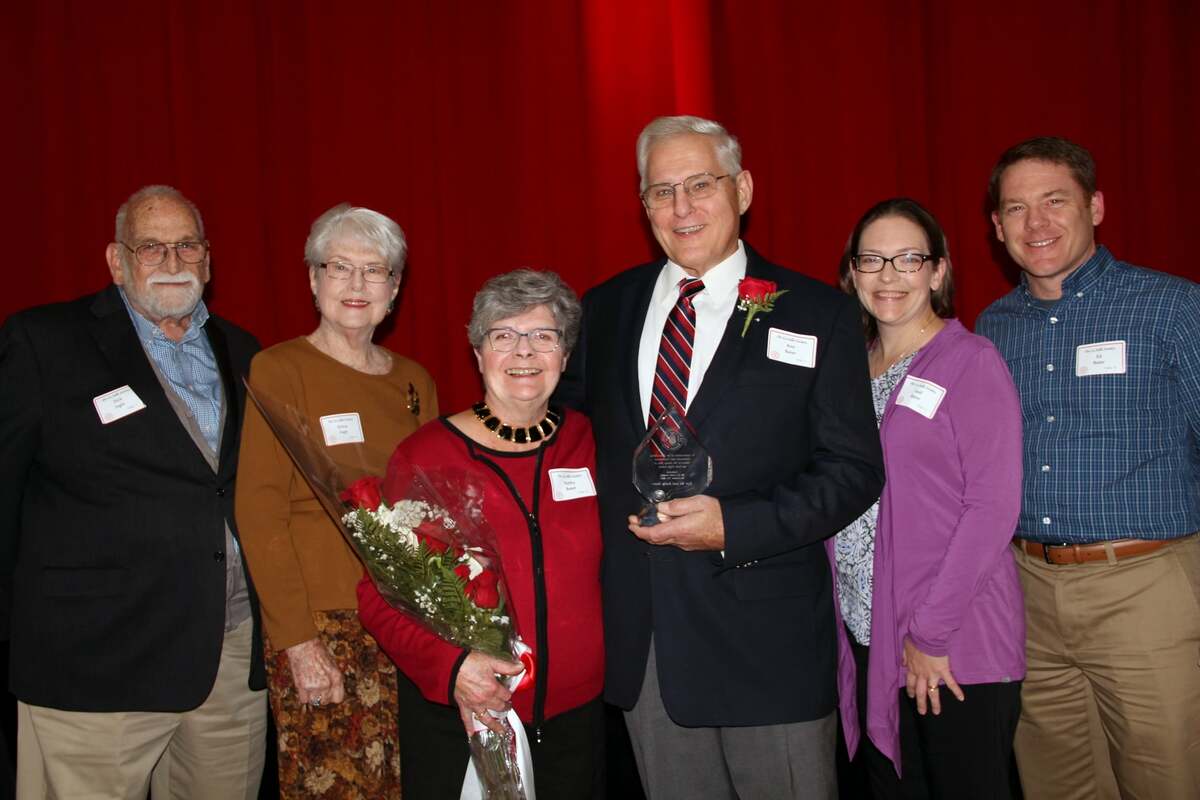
[685,251,771,430]
[685,307,748,430]
[619,266,661,438]
[88,288,197,457]
[87,286,220,476]
[206,321,241,475]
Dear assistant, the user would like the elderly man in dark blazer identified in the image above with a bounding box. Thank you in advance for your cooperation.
[557,116,883,799]
[0,185,267,799]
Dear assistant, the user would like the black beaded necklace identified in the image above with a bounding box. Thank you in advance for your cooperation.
[472,402,562,444]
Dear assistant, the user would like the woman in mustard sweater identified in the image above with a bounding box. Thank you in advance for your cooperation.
[236,203,437,797]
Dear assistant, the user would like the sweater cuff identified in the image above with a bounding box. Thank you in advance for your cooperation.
[907,626,949,658]
[447,648,470,706]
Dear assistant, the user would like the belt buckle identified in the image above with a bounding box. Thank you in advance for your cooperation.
[1043,542,1072,564]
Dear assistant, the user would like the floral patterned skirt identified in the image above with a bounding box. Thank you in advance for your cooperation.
[264,609,401,798]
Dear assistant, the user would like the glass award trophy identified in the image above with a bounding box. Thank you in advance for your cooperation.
[632,406,713,526]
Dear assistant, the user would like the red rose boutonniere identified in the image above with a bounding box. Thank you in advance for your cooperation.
[737,277,788,336]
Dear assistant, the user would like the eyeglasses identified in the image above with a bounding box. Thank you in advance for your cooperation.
[851,253,933,273]
[318,261,395,283]
[120,240,209,266]
[485,327,562,353]
[640,173,730,209]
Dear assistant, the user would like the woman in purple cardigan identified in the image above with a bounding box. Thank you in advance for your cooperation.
[831,198,1025,798]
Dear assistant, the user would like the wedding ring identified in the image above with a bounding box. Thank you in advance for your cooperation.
[928,686,939,693]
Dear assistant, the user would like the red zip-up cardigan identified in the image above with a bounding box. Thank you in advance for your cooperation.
[358,410,605,731]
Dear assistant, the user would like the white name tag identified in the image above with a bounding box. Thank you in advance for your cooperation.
[1075,340,1126,376]
[93,385,146,424]
[766,328,817,368]
[320,413,365,446]
[895,376,947,420]
[548,468,597,501]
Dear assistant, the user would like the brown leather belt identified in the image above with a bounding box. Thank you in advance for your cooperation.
[1014,536,1184,565]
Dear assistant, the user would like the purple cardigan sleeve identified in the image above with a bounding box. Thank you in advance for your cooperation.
[906,346,1023,656]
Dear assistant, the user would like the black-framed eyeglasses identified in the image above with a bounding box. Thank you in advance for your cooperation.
[485,327,563,353]
[318,261,395,283]
[120,240,209,266]
[640,173,730,208]
[851,252,933,273]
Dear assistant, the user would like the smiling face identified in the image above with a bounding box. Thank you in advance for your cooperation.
[851,215,946,333]
[643,133,752,276]
[992,159,1104,299]
[475,304,566,418]
[106,196,210,325]
[309,237,399,335]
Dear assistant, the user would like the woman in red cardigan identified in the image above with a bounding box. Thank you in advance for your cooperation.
[358,269,605,799]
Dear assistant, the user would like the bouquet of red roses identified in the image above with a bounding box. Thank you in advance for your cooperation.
[340,465,534,800]
[243,382,534,799]
[339,468,533,679]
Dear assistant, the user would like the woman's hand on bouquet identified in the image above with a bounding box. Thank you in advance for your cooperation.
[455,651,524,735]
[286,637,346,708]
[902,636,964,716]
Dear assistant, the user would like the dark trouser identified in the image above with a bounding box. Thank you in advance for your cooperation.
[394,671,605,799]
[850,637,1022,800]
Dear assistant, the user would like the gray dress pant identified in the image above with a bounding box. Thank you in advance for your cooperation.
[624,640,837,799]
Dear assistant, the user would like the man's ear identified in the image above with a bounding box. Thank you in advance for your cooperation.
[735,170,754,215]
[106,243,126,285]
[1089,190,1105,227]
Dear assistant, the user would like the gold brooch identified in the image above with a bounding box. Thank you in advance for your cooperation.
[406,383,420,417]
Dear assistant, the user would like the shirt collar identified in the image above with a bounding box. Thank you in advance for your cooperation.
[656,240,747,309]
[118,286,209,345]
[1021,245,1115,303]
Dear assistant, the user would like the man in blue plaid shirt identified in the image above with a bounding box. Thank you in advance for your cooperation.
[976,137,1200,800]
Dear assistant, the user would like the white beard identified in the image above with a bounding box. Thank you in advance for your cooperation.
[125,270,204,321]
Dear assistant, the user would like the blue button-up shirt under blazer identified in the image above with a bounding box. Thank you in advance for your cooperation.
[120,288,224,452]
[976,246,1200,543]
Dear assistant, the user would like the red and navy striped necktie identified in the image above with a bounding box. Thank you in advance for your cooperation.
[648,277,705,427]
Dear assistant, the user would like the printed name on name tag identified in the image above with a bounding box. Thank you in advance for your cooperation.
[1075,340,1126,376]
[93,385,147,424]
[320,413,366,446]
[548,468,597,501]
[766,328,817,368]
[895,376,947,420]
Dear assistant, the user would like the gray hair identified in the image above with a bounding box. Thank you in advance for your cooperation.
[467,269,582,354]
[114,185,205,242]
[304,203,408,272]
[636,115,743,191]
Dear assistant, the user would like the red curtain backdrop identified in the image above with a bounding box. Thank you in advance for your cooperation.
[3,0,1197,412]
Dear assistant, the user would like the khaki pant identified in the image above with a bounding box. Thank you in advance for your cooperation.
[1012,535,1200,800]
[16,618,267,800]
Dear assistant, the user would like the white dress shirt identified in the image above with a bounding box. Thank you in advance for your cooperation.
[637,241,748,423]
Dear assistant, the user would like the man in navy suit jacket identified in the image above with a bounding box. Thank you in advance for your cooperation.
[557,116,883,798]
[0,186,267,799]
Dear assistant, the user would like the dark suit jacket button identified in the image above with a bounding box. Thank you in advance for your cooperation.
[216,487,226,497]
[213,550,225,562]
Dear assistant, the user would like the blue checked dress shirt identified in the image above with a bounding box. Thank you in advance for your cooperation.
[976,246,1200,543]
[120,289,224,454]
